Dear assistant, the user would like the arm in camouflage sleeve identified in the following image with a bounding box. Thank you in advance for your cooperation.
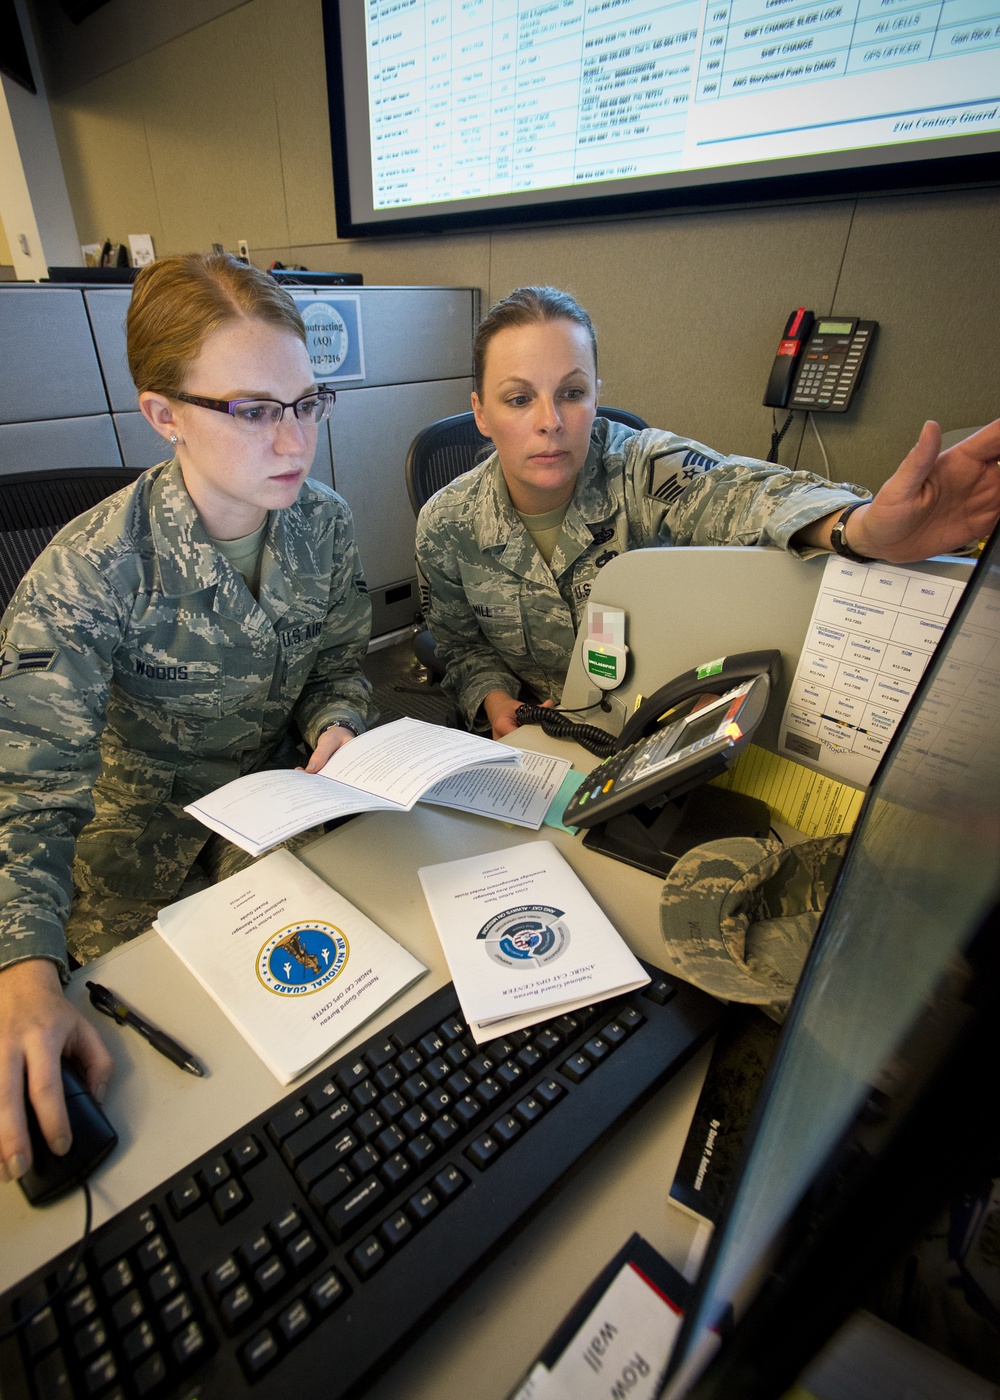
[620,430,868,553]
[415,507,523,731]
[290,498,375,748]
[0,547,125,977]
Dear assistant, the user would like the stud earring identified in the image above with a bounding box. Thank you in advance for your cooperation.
[170,434,178,445]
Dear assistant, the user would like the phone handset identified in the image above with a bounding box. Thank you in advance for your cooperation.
[763,307,815,410]
[615,649,782,752]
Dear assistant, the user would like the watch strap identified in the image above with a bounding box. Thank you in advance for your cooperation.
[829,501,876,564]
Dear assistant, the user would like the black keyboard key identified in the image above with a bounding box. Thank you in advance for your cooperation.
[202,1154,231,1188]
[271,1205,305,1243]
[401,1104,430,1135]
[172,1319,209,1366]
[83,1348,118,1394]
[99,1255,134,1298]
[445,1042,471,1069]
[492,1113,522,1146]
[515,1094,545,1126]
[602,1020,628,1047]
[380,1209,413,1249]
[309,1164,355,1211]
[278,1297,312,1344]
[430,1113,460,1146]
[534,1027,562,1056]
[466,1132,501,1169]
[365,1037,396,1070]
[309,1269,346,1314]
[160,1290,194,1333]
[283,1100,354,1166]
[286,1229,321,1272]
[150,1261,183,1302]
[306,1079,341,1113]
[349,1236,385,1280]
[133,1350,167,1396]
[559,1053,592,1083]
[212,1179,248,1223]
[407,1185,440,1223]
[326,1175,385,1242]
[417,1030,445,1058]
[111,1288,145,1330]
[438,1015,465,1043]
[65,1283,99,1325]
[553,1014,580,1038]
[446,1068,474,1097]
[355,1109,384,1141]
[424,1055,450,1084]
[31,1347,73,1400]
[434,1163,467,1199]
[487,1037,515,1061]
[350,1143,380,1176]
[23,1304,59,1357]
[401,1071,431,1103]
[380,1152,410,1188]
[220,1282,255,1332]
[168,1176,204,1220]
[73,1316,108,1360]
[231,1133,264,1171]
[618,1005,644,1031]
[643,977,676,1005]
[535,1077,565,1106]
[406,1133,437,1168]
[453,1094,483,1127]
[254,1255,287,1298]
[266,1101,310,1145]
[516,1044,543,1072]
[335,1057,369,1093]
[374,1063,401,1092]
[396,1046,423,1075]
[583,1034,610,1063]
[295,1129,357,1189]
[238,1231,271,1270]
[350,1079,379,1110]
[241,1327,279,1378]
[375,1123,406,1157]
[378,1090,407,1121]
[137,1235,170,1273]
[423,1086,452,1115]
[92,1207,162,1270]
[476,1076,504,1106]
[496,1060,525,1089]
[467,1053,495,1080]
[206,1256,241,1300]
[123,1319,156,1362]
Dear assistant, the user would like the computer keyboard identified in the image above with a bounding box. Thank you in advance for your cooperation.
[0,963,720,1400]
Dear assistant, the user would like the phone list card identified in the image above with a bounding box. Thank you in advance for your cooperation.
[778,556,968,787]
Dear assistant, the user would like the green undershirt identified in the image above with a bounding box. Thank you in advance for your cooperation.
[517,502,570,567]
[211,519,268,598]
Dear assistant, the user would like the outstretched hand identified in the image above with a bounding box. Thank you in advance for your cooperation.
[849,419,1000,564]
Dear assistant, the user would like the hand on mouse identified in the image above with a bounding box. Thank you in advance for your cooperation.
[0,959,114,1182]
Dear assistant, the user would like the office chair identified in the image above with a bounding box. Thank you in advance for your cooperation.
[405,406,650,675]
[405,406,649,516]
[0,467,141,615]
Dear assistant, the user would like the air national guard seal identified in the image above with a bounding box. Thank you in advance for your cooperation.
[477,905,570,970]
[257,920,349,996]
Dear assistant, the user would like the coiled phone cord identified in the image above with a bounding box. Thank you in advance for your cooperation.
[514,702,617,759]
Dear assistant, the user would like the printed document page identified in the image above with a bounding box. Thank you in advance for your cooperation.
[420,750,572,829]
[419,841,648,1043]
[155,849,426,1083]
[778,556,967,787]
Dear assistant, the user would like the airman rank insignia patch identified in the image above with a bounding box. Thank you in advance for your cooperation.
[0,642,57,682]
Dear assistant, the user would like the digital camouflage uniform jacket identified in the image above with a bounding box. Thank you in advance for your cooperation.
[0,460,373,977]
[416,418,868,727]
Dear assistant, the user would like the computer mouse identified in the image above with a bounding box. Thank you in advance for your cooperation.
[18,1064,118,1207]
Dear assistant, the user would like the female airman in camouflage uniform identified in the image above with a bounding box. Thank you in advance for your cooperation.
[416,286,1000,740]
[0,254,373,1182]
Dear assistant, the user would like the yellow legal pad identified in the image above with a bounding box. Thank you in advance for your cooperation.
[710,743,864,838]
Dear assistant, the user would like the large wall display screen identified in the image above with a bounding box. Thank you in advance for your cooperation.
[324,0,1000,235]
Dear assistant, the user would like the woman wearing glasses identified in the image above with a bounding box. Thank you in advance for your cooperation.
[0,253,372,1182]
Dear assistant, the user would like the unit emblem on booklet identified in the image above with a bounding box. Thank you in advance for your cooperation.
[256,920,350,996]
[478,905,570,970]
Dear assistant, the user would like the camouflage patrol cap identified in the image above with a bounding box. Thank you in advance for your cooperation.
[659,834,848,1022]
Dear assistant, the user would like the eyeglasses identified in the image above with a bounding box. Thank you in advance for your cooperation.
[167,388,336,432]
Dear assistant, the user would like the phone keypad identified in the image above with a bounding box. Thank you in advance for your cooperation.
[790,324,873,413]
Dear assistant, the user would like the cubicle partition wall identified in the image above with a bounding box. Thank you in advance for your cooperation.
[0,283,479,636]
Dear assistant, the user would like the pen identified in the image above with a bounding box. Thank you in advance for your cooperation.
[86,981,205,1077]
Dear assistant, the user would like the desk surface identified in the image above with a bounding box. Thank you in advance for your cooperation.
[0,733,711,1400]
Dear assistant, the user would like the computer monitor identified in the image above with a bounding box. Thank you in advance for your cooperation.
[662,524,1000,1398]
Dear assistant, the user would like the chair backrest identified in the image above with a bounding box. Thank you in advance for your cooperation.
[404,405,650,516]
[0,467,141,615]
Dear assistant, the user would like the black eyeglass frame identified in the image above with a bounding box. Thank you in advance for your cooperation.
[164,387,337,423]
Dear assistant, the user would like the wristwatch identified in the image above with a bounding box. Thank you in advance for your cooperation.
[320,719,360,739]
[829,501,876,564]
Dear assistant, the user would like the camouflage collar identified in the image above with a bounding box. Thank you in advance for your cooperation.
[149,460,229,598]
